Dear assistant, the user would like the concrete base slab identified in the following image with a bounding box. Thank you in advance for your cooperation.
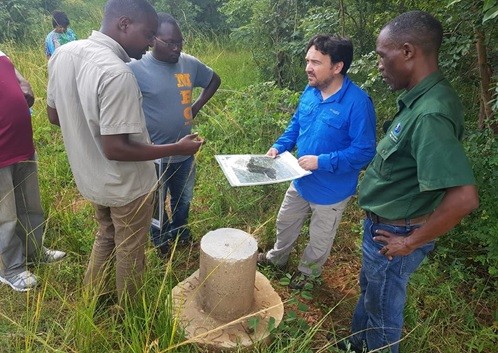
[172,269,284,352]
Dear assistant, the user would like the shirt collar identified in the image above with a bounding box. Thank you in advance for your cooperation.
[147,51,183,66]
[397,71,444,110]
[312,75,352,103]
[88,30,131,63]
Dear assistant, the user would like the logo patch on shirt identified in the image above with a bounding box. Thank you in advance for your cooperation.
[389,123,402,142]
[330,109,340,115]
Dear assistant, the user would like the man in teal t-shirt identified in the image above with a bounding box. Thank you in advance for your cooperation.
[335,11,479,353]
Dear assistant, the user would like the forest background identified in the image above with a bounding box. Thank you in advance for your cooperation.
[0,0,497,352]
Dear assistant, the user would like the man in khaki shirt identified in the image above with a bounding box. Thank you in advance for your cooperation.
[47,0,203,304]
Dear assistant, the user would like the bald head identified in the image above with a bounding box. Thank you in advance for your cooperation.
[103,0,156,23]
[157,12,179,27]
[382,11,443,56]
[376,11,442,91]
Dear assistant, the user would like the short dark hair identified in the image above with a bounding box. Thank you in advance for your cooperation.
[306,35,353,75]
[383,11,443,54]
[104,0,156,22]
[157,12,178,27]
[52,11,70,28]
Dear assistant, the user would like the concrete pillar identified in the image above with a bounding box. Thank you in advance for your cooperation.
[171,227,284,351]
[197,228,257,321]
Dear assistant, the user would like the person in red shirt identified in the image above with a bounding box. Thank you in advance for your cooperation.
[0,51,66,292]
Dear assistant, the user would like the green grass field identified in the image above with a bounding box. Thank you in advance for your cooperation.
[1,30,497,353]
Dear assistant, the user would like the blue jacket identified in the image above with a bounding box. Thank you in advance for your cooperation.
[272,76,376,204]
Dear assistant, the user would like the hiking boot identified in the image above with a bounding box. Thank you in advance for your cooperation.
[289,271,310,290]
[0,270,38,292]
[257,252,287,270]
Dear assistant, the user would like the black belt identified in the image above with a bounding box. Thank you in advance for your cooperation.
[365,211,430,226]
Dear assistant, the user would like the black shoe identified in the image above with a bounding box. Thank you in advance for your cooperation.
[288,271,310,290]
[177,237,193,247]
[157,243,170,259]
[336,340,362,353]
[257,252,270,265]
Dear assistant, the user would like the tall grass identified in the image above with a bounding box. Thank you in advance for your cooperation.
[1,30,497,353]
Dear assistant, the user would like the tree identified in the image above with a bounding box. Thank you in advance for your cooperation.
[0,0,61,42]
[448,0,497,133]
[222,0,316,89]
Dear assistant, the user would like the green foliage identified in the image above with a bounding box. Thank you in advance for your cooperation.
[438,128,498,277]
[183,34,262,90]
[150,0,201,25]
[221,0,313,89]
[1,1,497,351]
[193,81,298,240]
[150,0,228,33]
[198,81,299,154]
[0,0,60,42]
[483,0,498,23]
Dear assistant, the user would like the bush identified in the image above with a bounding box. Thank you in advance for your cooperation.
[0,0,61,42]
[193,82,299,241]
[436,127,498,279]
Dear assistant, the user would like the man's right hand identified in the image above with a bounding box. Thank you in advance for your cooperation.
[266,147,279,158]
[176,133,204,155]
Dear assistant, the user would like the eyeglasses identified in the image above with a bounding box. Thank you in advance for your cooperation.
[154,36,184,49]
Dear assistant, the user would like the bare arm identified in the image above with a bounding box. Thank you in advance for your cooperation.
[15,69,35,108]
[101,133,204,161]
[47,105,60,126]
[191,72,221,118]
[46,109,203,160]
[374,185,479,259]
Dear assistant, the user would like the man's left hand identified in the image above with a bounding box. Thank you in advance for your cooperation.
[298,155,318,171]
[373,229,415,260]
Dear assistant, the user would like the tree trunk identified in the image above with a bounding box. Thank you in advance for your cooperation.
[474,27,497,133]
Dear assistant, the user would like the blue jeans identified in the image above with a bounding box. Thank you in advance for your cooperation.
[350,218,435,353]
[150,157,195,248]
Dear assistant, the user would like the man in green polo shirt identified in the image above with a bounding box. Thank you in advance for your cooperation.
[336,11,479,353]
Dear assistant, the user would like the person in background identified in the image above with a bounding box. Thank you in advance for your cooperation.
[0,50,66,292]
[45,10,78,59]
[258,34,376,290]
[128,12,221,258]
[337,11,479,353]
[46,0,203,304]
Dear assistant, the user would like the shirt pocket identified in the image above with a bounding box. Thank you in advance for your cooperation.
[372,137,399,180]
[319,111,347,130]
[297,101,315,117]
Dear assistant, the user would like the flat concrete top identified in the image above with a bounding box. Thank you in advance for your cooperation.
[201,228,257,260]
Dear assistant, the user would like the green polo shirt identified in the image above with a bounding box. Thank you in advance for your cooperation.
[358,71,475,219]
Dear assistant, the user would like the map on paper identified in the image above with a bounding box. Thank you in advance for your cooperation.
[215,151,312,187]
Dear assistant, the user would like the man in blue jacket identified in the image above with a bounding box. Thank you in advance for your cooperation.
[259,34,376,289]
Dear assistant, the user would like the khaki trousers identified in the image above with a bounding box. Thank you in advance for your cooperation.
[0,157,44,278]
[266,182,350,276]
[84,192,153,303]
